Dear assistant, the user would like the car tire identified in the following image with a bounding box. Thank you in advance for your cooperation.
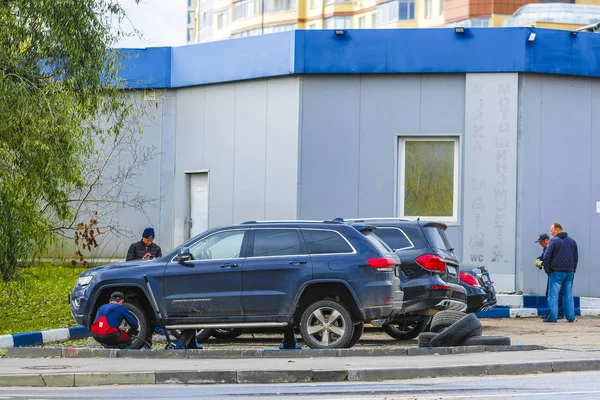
[460,335,511,346]
[383,319,430,341]
[345,321,364,348]
[194,329,213,343]
[299,299,354,349]
[417,332,438,347]
[122,302,152,349]
[430,310,467,333]
[211,328,245,340]
[429,313,482,347]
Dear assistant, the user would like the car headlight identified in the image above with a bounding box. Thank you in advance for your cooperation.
[76,275,93,287]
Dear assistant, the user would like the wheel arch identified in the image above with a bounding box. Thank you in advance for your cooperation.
[292,280,364,324]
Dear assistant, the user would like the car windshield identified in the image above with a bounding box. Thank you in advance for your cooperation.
[424,226,453,251]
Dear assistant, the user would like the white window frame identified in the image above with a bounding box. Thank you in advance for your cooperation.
[425,0,432,18]
[397,136,459,223]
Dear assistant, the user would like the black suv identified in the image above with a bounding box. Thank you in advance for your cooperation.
[344,218,467,340]
[70,220,403,349]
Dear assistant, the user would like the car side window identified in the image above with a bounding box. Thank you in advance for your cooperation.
[251,229,303,257]
[375,227,414,251]
[189,230,245,260]
[301,229,353,254]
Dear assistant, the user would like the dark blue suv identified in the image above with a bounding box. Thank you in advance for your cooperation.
[70,220,403,349]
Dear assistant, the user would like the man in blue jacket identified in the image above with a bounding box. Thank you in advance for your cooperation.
[535,233,563,319]
[542,222,578,323]
[91,291,139,348]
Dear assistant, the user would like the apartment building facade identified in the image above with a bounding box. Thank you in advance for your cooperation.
[185,0,600,43]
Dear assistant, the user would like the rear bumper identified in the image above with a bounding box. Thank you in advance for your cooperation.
[464,286,497,313]
[398,277,467,316]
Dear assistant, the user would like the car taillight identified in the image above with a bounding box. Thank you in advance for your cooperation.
[368,257,396,268]
[431,285,450,290]
[415,254,446,273]
[460,271,481,287]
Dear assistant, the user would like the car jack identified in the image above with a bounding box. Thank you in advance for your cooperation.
[279,326,301,350]
[143,274,200,350]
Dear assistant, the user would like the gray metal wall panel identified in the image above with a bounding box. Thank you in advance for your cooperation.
[233,81,268,224]
[173,86,206,246]
[203,83,237,226]
[299,76,361,220]
[538,76,592,297]
[591,79,600,297]
[420,75,466,134]
[518,74,595,296]
[517,75,546,295]
[265,78,300,220]
[358,76,421,218]
[158,92,177,252]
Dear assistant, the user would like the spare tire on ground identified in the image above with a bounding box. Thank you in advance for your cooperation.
[429,313,482,348]
[418,332,438,347]
[460,335,511,346]
[430,310,467,333]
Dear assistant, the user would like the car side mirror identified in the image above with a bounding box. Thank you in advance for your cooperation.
[178,247,192,263]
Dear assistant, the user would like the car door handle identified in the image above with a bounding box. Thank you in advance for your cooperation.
[220,263,238,268]
[289,260,307,265]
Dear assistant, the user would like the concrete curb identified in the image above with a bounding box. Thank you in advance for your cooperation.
[1,358,599,387]
[0,326,91,349]
[6,344,545,359]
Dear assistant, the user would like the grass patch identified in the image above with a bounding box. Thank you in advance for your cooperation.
[0,265,86,335]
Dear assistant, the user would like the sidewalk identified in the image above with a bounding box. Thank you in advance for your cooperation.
[1,348,600,387]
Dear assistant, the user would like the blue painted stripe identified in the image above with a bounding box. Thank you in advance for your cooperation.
[68,326,92,341]
[115,28,600,89]
[523,295,580,309]
[475,308,510,318]
[12,332,43,347]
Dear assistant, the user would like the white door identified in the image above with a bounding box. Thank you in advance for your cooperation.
[189,173,209,238]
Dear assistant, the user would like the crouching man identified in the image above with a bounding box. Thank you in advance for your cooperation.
[91,291,139,348]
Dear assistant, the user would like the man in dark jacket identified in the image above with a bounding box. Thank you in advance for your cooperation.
[542,222,578,323]
[91,291,139,348]
[535,233,563,319]
[126,227,162,261]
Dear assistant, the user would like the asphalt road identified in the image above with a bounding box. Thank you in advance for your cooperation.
[1,371,600,399]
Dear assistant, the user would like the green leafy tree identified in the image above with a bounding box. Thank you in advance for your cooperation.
[0,0,139,281]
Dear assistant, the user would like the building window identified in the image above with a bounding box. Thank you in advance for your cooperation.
[310,0,316,8]
[372,12,376,27]
[217,11,230,29]
[187,28,195,42]
[324,16,351,29]
[233,0,257,20]
[424,0,432,18]
[375,0,415,25]
[439,0,443,15]
[188,11,194,24]
[188,0,193,6]
[358,15,366,28]
[263,23,296,33]
[398,137,459,222]
[265,0,297,12]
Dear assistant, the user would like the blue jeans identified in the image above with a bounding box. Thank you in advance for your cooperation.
[547,271,575,322]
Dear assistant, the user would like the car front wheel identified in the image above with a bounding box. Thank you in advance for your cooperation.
[299,299,354,349]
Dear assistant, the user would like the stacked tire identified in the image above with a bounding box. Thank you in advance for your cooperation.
[418,310,510,347]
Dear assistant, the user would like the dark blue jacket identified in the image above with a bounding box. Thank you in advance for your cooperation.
[94,302,139,331]
[542,232,578,274]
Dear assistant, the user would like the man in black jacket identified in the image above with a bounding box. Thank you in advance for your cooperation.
[535,233,563,319]
[542,222,578,323]
[126,227,162,261]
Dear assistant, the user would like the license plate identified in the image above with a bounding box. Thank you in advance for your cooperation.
[447,266,457,275]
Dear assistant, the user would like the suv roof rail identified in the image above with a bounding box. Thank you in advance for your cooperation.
[241,219,341,225]
[344,217,412,222]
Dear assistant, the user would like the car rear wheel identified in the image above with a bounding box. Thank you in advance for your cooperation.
[345,321,364,348]
[300,300,354,349]
[211,328,245,340]
[383,318,429,341]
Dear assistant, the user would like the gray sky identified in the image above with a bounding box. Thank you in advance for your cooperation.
[115,0,187,48]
